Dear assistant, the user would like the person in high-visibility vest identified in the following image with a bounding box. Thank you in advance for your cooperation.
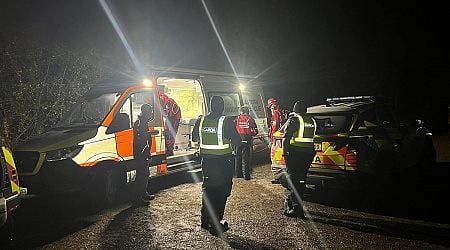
[281,100,316,218]
[192,96,242,237]
[235,106,258,180]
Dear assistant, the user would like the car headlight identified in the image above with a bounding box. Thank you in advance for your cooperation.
[45,145,83,162]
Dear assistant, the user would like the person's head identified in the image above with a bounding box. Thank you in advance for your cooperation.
[267,97,278,111]
[292,100,306,114]
[159,93,169,104]
[210,96,224,114]
[240,106,250,115]
[140,103,154,120]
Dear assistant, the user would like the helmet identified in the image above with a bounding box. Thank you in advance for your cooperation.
[267,97,277,108]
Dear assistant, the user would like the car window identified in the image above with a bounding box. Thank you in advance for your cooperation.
[356,109,378,128]
[313,114,352,134]
[376,105,397,127]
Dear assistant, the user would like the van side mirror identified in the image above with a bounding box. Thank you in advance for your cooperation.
[106,113,131,134]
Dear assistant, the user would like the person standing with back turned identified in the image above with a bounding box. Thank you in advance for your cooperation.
[132,104,156,206]
[192,96,242,237]
[282,100,316,218]
[235,106,258,180]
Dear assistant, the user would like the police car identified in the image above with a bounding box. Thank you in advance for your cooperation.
[271,96,437,188]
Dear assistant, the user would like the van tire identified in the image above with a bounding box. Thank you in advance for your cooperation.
[92,167,122,207]
[103,169,121,206]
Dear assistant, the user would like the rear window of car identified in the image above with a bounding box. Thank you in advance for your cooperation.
[313,114,353,135]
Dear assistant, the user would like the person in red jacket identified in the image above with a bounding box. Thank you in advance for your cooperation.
[267,97,286,184]
[267,97,285,144]
[160,93,182,156]
[235,106,258,180]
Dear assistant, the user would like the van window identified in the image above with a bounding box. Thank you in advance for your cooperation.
[56,93,117,128]
[209,92,240,116]
[242,92,265,118]
[129,90,160,127]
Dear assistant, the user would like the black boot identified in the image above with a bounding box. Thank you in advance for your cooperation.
[209,221,229,237]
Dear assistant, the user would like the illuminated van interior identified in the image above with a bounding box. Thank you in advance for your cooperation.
[157,77,205,158]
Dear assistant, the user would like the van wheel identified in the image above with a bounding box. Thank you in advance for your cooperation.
[97,169,121,207]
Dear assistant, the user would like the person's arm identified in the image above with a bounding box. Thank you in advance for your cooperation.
[191,116,202,142]
[224,117,243,148]
[282,116,299,156]
[250,118,258,136]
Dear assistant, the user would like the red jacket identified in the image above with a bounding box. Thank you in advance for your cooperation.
[160,94,181,120]
[269,109,284,141]
[236,114,258,136]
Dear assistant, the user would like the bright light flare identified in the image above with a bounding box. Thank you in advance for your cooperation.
[98,0,145,76]
[143,79,152,87]
[238,84,245,91]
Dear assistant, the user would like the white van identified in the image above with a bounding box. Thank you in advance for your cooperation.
[13,67,270,204]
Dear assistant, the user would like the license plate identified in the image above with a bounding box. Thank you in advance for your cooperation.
[314,143,322,151]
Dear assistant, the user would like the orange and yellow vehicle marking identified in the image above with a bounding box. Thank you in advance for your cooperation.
[1,147,20,193]
[311,142,357,170]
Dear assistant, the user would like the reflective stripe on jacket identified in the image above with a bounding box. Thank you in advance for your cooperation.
[289,113,317,147]
[199,116,232,155]
[236,114,256,135]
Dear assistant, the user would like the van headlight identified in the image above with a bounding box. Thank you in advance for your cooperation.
[45,145,83,162]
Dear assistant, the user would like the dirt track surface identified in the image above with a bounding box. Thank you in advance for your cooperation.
[8,163,450,249]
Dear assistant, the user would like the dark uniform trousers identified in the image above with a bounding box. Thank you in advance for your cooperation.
[201,157,234,227]
[235,135,252,178]
[285,147,315,208]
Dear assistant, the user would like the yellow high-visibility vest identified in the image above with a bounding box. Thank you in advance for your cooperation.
[199,116,232,155]
[289,113,317,147]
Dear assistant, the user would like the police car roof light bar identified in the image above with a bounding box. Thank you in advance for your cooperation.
[326,95,375,104]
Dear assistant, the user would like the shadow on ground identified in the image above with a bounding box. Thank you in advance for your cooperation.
[223,233,276,250]
[305,162,450,224]
[7,192,104,248]
[6,170,197,249]
[309,210,450,247]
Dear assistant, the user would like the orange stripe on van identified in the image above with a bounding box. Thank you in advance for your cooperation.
[116,130,133,158]
[149,127,157,153]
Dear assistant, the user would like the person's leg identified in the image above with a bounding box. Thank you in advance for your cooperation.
[165,118,175,156]
[284,153,304,217]
[201,188,211,229]
[208,186,231,236]
[235,145,243,178]
[242,142,252,180]
[133,159,153,204]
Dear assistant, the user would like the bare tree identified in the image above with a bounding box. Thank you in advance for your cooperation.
[0,37,110,149]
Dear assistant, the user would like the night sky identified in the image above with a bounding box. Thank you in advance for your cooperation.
[1,0,449,130]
